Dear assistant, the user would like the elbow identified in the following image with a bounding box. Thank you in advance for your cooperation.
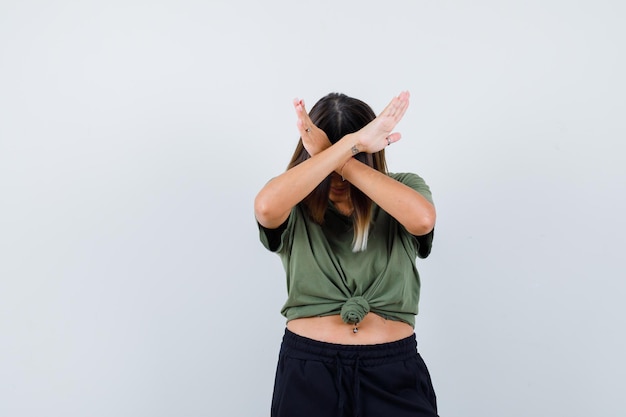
[254,192,288,228]
[254,193,272,225]
[405,209,436,236]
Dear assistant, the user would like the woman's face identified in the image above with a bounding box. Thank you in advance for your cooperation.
[328,173,351,205]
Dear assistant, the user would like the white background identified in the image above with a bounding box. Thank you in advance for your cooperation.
[1,1,625,416]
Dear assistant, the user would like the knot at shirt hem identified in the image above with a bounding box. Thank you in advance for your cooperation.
[340,296,370,324]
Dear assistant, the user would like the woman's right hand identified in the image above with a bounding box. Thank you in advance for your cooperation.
[293,98,331,157]
[351,91,410,154]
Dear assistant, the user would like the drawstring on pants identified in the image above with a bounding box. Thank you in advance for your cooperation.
[353,356,361,417]
[335,353,362,417]
[336,353,344,413]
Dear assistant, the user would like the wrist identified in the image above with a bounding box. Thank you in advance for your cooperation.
[345,132,362,156]
[339,158,353,181]
[333,133,361,179]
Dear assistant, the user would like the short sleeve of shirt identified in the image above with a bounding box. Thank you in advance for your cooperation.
[257,207,297,253]
[389,172,435,259]
[389,172,434,205]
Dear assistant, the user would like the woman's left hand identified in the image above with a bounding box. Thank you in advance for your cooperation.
[294,98,331,156]
[350,91,410,154]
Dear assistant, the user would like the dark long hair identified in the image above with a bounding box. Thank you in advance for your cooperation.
[287,93,388,251]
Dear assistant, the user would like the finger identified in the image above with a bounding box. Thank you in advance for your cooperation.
[293,99,311,134]
[293,98,305,117]
[391,99,404,119]
[386,132,402,145]
[299,100,314,127]
[293,98,308,118]
[293,98,302,110]
[380,91,408,118]
[293,98,307,115]
[296,118,309,137]
[393,97,409,121]
[294,98,315,128]
[389,92,410,121]
[394,91,410,114]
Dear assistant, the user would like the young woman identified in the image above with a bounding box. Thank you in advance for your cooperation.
[255,91,439,417]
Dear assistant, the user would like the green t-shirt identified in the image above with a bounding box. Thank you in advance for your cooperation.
[258,172,434,328]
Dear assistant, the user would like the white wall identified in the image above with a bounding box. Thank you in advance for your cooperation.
[1,1,624,416]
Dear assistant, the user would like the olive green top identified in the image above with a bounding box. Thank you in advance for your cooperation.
[258,172,434,328]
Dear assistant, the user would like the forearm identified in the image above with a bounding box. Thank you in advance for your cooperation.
[340,159,436,235]
[254,134,359,228]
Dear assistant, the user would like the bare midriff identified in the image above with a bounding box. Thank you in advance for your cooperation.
[286,313,414,345]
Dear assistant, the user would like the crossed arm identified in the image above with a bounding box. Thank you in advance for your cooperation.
[254,91,436,236]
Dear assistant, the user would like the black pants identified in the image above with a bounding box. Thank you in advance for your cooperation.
[271,329,438,417]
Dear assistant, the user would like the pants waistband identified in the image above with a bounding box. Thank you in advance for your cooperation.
[281,328,418,366]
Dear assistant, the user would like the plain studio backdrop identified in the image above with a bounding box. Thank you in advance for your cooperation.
[1,1,624,416]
